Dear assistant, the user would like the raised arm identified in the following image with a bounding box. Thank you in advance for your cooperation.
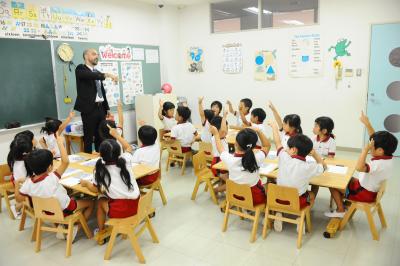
[210,126,225,154]
[239,107,251,126]
[57,111,75,134]
[75,65,117,81]
[360,111,375,137]
[268,101,283,130]
[198,97,206,125]
[355,140,372,172]
[109,125,132,153]
[117,100,124,129]
[310,149,327,170]
[220,109,228,136]
[268,120,283,151]
[55,133,70,176]
[39,137,48,149]
[226,100,236,115]
[158,99,164,120]
[253,127,271,155]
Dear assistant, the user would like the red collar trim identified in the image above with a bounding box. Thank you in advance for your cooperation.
[32,174,49,183]
[316,135,330,143]
[177,121,186,125]
[371,156,393,161]
[234,153,244,157]
[165,115,173,119]
[105,161,117,165]
[291,155,306,161]
[286,131,297,137]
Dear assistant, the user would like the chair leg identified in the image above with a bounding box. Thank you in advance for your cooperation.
[191,177,202,201]
[19,208,27,231]
[166,156,170,172]
[145,218,159,243]
[339,203,357,230]
[181,156,187,175]
[250,208,261,243]
[204,183,208,192]
[35,219,42,253]
[222,201,230,232]
[206,179,218,204]
[157,183,167,205]
[0,192,2,213]
[262,207,269,239]
[31,219,37,242]
[127,230,146,264]
[65,221,74,257]
[364,205,379,241]
[3,191,15,220]
[296,212,305,249]
[104,227,118,260]
[305,209,312,233]
[377,203,387,228]
[79,213,93,239]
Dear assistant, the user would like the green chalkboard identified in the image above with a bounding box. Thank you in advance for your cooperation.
[0,38,58,129]
[53,41,161,119]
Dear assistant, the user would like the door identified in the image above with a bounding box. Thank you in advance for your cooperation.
[367,22,400,156]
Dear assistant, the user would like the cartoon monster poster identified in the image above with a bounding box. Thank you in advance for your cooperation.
[187,47,204,73]
[329,38,351,61]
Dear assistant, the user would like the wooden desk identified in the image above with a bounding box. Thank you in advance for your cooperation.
[226,129,239,145]
[64,132,84,155]
[212,157,356,190]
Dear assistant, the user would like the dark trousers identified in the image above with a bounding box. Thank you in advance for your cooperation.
[81,104,106,153]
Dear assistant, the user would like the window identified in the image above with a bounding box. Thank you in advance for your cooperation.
[210,0,319,33]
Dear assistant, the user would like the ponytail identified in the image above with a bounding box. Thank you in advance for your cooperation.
[94,159,111,192]
[242,147,259,173]
[297,126,303,134]
[116,157,133,190]
[236,128,259,173]
[284,114,302,134]
[8,135,33,171]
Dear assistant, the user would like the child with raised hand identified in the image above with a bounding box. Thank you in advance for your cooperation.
[198,97,215,143]
[227,98,253,127]
[158,99,176,132]
[325,111,398,218]
[98,100,124,142]
[268,101,302,149]
[15,132,94,241]
[40,110,75,158]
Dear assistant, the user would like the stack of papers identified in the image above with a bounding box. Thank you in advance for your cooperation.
[61,168,83,178]
[326,165,348,175]
[259,163,278,175]
[79,158,99,167]
[60,177,80,187]
[68,154,87,163]
[267,150,277,160]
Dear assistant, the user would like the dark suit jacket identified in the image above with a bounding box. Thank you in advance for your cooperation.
[74,64,110,114]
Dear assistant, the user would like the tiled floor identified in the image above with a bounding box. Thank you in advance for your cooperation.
[0,150,399,266]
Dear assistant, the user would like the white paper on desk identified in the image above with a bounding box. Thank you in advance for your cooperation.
[327,165,348,175]
[259,163,278,175]
[60,177,80,187]
[267,150,277,160]
[80,158,99,167]
[74,172,94,182]
[62,168,83,178]
[68,155,86,163]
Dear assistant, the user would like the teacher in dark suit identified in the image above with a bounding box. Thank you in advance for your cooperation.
[74,48,118,153]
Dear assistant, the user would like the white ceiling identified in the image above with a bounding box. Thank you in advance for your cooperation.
[136,0,211,6]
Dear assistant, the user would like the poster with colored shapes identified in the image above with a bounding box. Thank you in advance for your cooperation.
[96,61,120,107]
[187,47,204,73]
[121,61,143,104]
[222,43,242,74]
[254,50,277,81]
[289,33,322,77]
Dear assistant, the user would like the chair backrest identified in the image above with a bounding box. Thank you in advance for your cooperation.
[375,180,387,204]
[165,140,183,155]
[0,164,11,184]
[267,183,300,212]
[226,179,254,209]
[137,190,153,222]
[159,129,166,141]
[198,142,213,160]
[32,197,64,221]
[192,153,207,175]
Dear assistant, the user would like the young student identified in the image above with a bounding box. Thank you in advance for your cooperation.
[40,110,75,158]
[210,126,271,205]
[325,112,398,218]
[268,101,302,149]
[250,108,268,149]
[169,106,198,153]
[211,100,223,117]
[15,130,38,148]
[15,133,94,241]
[198,97,215,143]
[313,116,336,158]
[269,121,326,231]
[158,100,176,132]
[81,128,140,236]
[227,98,253,127]
[98,100,124,142]
[132,125,160,186]
[209,111,229,192]
[7,134,33,219]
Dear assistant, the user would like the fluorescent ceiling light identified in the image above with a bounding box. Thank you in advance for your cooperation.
[243,7,272,15]
[282,20,304,25]
[214,9,231,16]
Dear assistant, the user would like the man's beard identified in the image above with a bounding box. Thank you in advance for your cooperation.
[92,58,99,65]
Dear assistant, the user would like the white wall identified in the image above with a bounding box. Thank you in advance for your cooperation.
[175,0,400,149]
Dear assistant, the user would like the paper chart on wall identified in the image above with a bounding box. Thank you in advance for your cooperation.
[96,61,120,107]
[254,50,277,81]
[222,43,242,74]
[145,49,159,63]
[121,61,144,104]
[289,33,322,77]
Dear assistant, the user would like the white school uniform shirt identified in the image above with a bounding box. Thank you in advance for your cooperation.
[12,160,27,182]
[93,152,140,199]
[277,148,324,195]
[162,116,176,131]
[132,143,160,168]
[313,135,336,157]
[236,112,251,126]
[170,122,197,148]
[220,150,266,187]
[211,136,229,157]
[200,120,212,143]
[43,134,60,158]
[19,172,71,209]
[251,123,268,147]
[358,156,393,192]
[279,130,296,150]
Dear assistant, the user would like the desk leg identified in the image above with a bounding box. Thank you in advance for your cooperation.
[79,138,85,153]
[65,136,71,155]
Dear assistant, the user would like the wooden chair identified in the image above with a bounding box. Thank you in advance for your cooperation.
[165,140,192,175]
[104,191,159,263]
[262,183,312,249]
[222,180,266,243]
[191,153,220,204]
[159,129,167,157]
[32,197,92,257]
[19,197,37,242]
[0,164,15,219]
[339,180,387,241]
[139,165,167,205]
[198,141,213,165]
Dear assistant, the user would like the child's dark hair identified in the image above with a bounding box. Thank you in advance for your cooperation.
[315,116,335,138]
[94,139,134,193]
[98,119,117,141]
[287,134,313,157]
[7,135,33,171]
[41,118,62,135]
[138,125,158,146]
[15,130,34,142]
[203,109,215,124]
[177,106,191,122]
[210,116,227,130]
[370,131,398,156]
[251,108,266,123]
[162,101,175,117]
[235,128,259,173]
[283,114,302,134]
[240,98,253,110]
[211,101,222,113]
[24,149,53,177]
